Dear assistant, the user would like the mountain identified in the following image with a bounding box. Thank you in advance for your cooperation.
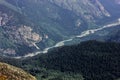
[0,0,120,57]
[1,40,120,80]
[49,0,110,20]
[21,41,120,80]
[0,62,36,80]
[0,0,120,80]
[66,23,120,46]
[0,57,84,80]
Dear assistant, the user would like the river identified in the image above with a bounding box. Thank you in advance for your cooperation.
[14,18,120,59]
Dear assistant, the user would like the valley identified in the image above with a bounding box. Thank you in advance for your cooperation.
[0,0,120,80]
[0,0,119,57]
[15,18,120,59]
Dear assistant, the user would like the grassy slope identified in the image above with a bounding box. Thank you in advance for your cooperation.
[0,62,36,80]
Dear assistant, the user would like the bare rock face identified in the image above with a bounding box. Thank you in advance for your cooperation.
[18,25,42,46]
[0,62,37,80]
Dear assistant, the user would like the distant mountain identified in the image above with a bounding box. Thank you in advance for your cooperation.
[0,0,119,56]
[0,62,36,80]
[49,0,110,19]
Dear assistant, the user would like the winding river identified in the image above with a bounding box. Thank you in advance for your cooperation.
[14,18,120,59]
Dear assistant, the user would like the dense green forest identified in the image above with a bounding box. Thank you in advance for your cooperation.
[0,40,120,80]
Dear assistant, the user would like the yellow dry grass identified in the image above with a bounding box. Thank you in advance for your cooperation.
[0,62,37,80]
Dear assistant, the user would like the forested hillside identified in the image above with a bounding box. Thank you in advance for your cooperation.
[1,40,120,80]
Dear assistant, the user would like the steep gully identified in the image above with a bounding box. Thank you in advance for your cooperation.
[14,18,120,59]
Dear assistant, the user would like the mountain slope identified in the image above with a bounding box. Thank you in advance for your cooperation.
[0,40,120,80]
[49,0,110,19]
[0,62,36,80]
[100,0,120,18]
[21,41,120,80]
[0,0,119,57]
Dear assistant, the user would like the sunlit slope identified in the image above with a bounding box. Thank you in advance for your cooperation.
[0,62,36,80]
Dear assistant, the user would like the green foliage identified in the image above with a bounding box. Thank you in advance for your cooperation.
[0,27,15,49]
[35,70,83,80]
[1,40,120,80]
[45,39,56,47]
[22,40,120,80]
